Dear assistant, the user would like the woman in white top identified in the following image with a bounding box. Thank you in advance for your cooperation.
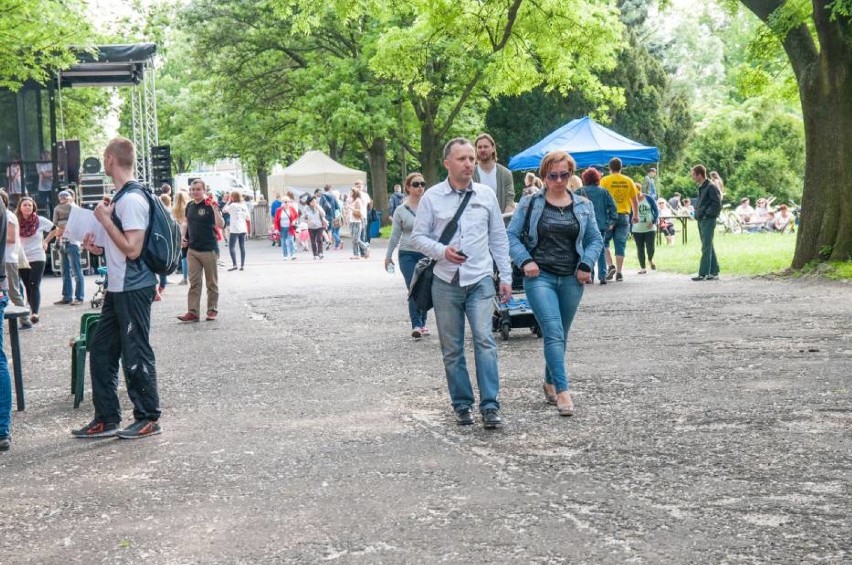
[15,196,52,325]
[223,191,250,271]
[384,173,430,338]
[345,187,371,259]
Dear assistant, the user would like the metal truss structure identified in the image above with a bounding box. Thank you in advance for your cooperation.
[130,59,159,187]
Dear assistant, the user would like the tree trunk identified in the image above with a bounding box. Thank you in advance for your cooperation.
[790,32,852,266]
[366,138,389,225]
[256,164,269,202]
[419,122,441,187]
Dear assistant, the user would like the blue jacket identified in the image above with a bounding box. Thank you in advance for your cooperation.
[574,185,617,231]
[506,190,604,270]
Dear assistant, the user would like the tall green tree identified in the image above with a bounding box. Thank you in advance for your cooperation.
[0,0,91,90]
[734,0,851,266]
[371,0,625,184]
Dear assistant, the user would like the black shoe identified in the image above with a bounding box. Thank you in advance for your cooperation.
[705,274,718,280]
[117,419,162,439]
[228,267,238,271]
[0,436,10,451]
[691,275,707,281]
[482,408,503,429]
[71,420,120,439]
[615,272,623,282]
[455,407,474,426]
[599,279,607,285]
[605,265,616,281]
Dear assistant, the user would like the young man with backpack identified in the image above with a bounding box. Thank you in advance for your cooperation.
[72,137,163,440]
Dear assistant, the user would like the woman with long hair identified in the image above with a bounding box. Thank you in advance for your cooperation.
[223,191,249,271]
[15,196,53,326]
[304,195,327,259]
[172,190,191,284]
[346,187,371,259]
[506,151,603,416]
[385,172,430,338]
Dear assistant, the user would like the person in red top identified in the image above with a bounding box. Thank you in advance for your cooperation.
[274,193,299,260]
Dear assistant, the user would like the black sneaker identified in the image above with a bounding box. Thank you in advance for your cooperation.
[455,407,474,426]
[116,419,162,440]
[615,272,624,282]
[71,420,120,439]
[691,275,707,281]
[705,274,718,280]
[482,408,503,429]
[605,265,616,281]
[599,279,607,285]
[0,436,10,451]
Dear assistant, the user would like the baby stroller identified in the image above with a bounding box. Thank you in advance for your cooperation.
[492,213,541,340]
[91,266,108,309]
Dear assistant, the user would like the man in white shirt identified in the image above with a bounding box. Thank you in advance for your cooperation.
[411,138,512,430]
[72,137,162,440]
[472,133,516,214]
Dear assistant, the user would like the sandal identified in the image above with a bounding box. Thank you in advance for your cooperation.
[542,384,557,405]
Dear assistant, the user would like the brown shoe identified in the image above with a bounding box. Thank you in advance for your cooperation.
[556,392,574,417]
[70,299,84,306]
[205,310,218,321]
[177,312,200,322]
[542,383,557,405]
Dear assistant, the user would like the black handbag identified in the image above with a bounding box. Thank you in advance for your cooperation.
[408,191,473,311]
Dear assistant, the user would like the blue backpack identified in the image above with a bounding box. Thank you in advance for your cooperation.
[112,182,182,276]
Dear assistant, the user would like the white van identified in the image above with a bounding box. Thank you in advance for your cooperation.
[174,172,254,198]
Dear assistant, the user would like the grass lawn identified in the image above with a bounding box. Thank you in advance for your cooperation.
[379,220,848,279]
[622,224,796,276]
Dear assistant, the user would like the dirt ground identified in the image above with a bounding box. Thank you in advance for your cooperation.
[1,239,849,564]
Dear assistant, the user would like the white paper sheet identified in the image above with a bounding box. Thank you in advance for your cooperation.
[64,207,107,247]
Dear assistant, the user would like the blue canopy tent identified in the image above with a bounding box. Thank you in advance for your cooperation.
[508,116,660,171]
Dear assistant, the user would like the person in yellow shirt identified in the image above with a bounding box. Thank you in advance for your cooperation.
[600,158,639,282]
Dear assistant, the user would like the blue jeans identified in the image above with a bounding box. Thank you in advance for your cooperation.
[397,250,428,329]
[0,294,11,438]
[595,228,612,281]
[331,225,341,248]
[61,243,85,302]
[180,256,188,282]
[431,276,500,412]
[281,232,296,258]
[524,271,584,393]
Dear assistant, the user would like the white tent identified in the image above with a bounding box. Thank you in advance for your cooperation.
[267,150,366,195]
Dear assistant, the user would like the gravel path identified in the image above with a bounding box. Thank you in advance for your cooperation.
[1,239,849,564]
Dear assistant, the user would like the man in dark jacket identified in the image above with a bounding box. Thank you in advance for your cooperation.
[691,164,722,281]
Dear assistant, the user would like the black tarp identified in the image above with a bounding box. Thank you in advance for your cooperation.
[57,44,157,88]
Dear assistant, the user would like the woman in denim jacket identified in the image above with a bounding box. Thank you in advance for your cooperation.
[506,151,603,417]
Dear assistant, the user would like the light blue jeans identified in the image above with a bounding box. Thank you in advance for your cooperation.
[331,225,341,248]
[281,232,296,258]
[523,271,584,393]
[61,243,85,302]
[431,276,500,412]
[0,294,11,439]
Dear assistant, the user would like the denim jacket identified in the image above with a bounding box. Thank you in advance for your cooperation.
[506,190,604,271]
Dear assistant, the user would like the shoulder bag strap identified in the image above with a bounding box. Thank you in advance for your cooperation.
[438,190,473,245]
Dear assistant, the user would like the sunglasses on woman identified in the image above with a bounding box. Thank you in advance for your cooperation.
[546,171,574,181]
[410,181,427,188]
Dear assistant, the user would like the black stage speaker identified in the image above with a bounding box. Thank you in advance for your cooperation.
[151,144,172,189]
[55,140,80,186]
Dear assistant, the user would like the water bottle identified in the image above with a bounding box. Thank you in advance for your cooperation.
[386,262,395,274]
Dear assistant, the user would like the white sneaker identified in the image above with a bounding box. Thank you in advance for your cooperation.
[419,327,431,336]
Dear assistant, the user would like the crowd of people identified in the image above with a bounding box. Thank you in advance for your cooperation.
[734,197,795,232]
[0,130,770,452]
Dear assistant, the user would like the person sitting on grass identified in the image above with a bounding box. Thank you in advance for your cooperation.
[773,204,794,232]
